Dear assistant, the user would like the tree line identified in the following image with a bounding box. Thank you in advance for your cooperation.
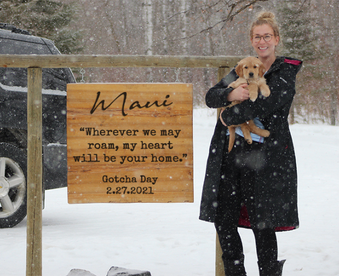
[0,0,337,125]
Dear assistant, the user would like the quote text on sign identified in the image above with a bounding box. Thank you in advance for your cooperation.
[67,83,193,204]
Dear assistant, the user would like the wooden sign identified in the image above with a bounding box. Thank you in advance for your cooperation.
[67,83,193,204]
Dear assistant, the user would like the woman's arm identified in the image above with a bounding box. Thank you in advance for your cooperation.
[205,69,238,108]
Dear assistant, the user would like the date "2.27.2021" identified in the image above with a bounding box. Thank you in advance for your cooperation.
[106,186,154,195]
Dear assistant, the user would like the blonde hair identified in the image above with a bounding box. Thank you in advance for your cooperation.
[250,11,280,39]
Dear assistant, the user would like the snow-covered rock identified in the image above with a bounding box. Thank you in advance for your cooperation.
[107,266,151,276]
[67,269,97,276]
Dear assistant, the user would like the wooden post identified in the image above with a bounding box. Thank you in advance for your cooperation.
[26,67,43,276]
[215,67,230,276]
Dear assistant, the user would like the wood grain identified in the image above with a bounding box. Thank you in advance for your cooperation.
[0,54,243,69]
[67,83,193,204]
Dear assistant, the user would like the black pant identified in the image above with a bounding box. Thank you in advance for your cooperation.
[215,136,277,272]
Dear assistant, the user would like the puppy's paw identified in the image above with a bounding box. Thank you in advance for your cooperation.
[228,80,238,89]
[249,94,258,102]
[261,130,270,137]
[260,86,271,97]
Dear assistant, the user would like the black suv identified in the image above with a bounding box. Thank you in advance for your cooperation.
[0,23,75,228]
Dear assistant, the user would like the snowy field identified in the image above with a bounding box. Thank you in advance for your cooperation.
[1,108,339,276]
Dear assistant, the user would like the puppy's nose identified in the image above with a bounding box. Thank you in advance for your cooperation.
[249,72,254,77]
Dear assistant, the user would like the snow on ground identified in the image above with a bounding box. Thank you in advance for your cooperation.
[1,108,339,276]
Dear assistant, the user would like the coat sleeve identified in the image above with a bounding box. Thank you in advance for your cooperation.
[205,69,237,108]
[220,63,301,126]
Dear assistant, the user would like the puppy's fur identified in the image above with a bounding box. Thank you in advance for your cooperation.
[225,57,271,152]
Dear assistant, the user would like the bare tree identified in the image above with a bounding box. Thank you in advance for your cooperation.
[327,0,339,125]
[144,0,153,56]
[169,0,269,40]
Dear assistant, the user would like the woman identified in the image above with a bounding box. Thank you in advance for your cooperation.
[199,11,302,276]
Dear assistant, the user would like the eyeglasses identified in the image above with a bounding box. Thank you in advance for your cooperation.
[253,34,274,43]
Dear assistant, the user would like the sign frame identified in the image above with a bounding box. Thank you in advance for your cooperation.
[67,82,193,204]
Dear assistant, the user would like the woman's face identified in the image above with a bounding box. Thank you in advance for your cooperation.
[251,24,279,60]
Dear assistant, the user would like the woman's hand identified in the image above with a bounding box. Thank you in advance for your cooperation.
[227,83,249,102]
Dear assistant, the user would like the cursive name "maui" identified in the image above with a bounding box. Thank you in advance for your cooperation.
[90,91,173,116]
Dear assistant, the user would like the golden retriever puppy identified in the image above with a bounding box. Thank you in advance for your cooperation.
[225,57,271,152]
[229,56,270,101]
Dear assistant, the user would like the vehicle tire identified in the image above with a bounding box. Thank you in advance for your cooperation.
[0,143,27,228]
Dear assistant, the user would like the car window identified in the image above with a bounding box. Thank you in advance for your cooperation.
[0,35,74,90]
[0,68,70,91]
[0,38,52,55]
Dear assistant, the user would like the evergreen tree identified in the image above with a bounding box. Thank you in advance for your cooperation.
[0,0,83,54]
[276,0,321,123]
[278,0,317,60]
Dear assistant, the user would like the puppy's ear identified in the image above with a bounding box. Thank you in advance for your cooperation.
[235,62,244,78]
[259,63,266,77]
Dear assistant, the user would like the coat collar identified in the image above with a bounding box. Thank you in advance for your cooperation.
[265,56,303,76]
[265,56,285,75]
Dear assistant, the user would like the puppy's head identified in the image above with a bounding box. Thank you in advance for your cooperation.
[235,57,266,80]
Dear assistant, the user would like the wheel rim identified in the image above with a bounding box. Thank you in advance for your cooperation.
[0,157,26,218]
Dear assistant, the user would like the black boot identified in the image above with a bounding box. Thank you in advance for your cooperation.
[224,255,247,276]
[258,259,285,276]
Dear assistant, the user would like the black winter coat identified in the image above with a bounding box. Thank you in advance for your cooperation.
[199,56,302,231]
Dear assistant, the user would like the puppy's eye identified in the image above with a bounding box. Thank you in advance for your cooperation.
[253,65,257,68]
[244,66,248,69]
